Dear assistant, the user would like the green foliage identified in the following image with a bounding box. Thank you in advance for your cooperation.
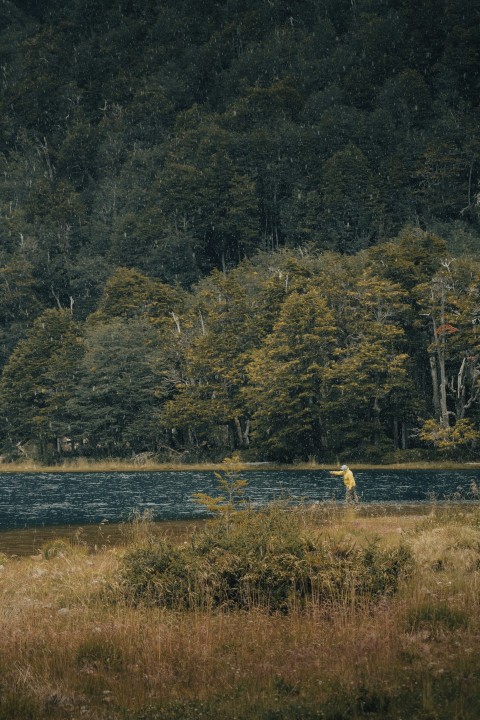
[162,265,272,454]
[89,267,182,325]
[2,235,480,462]
[0,254,42,367]
[192,454,249,532]
[121,542,192,608]
[68,317,175,456]
[419,418,480,452]
[246,284,337,460]
[1,0,479,286]
[0,308,83,460]
[1,0,480,461]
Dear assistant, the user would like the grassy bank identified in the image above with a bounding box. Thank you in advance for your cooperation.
[1,458,480,473]
[1,504,480,719]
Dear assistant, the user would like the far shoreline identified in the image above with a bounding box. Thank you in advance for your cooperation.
[1,459,480,473]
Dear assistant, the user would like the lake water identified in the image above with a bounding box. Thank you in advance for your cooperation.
[0,468,479,531]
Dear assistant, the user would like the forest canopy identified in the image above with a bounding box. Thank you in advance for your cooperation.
[1,0,480,462]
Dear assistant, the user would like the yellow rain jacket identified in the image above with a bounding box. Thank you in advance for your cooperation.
[330,467,356,490]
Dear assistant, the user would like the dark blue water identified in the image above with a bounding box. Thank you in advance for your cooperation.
[0,469,479,530]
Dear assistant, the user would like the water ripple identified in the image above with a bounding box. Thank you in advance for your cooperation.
[0,468,479,530]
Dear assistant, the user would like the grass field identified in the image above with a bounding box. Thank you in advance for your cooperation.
[1,503,479,719]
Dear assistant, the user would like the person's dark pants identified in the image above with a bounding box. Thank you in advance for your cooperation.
[345,487,359,503]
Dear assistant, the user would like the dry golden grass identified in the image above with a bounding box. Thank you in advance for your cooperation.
[2,458,480,473]
[0,458,230,473]
[0,507,480,719]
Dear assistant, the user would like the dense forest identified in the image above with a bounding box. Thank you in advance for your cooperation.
[0,0,480,463]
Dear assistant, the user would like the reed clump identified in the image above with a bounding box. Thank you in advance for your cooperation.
[0,504,480,719]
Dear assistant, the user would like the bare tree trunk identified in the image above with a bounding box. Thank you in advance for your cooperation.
[198,310,206,336]
[427,277,450,427]
[428,353,441,419]
[170,311,181,334]
[393,416,399,449]
[436,338,449,427]
[233,416,250,448]
[51,286,63,309]
[456,356,467,419]
[373,396,381,445]
[453,356,480,420]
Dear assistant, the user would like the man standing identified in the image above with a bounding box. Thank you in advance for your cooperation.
[330,464,359,503]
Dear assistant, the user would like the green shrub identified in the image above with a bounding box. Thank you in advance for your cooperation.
[306,539,413,605]
[120,504,413,612]
[121,541,193,608]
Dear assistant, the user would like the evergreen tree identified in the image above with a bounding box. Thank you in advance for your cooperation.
[68,318,175,457]
[90,266,182,326]
[246,285,337,461]
[0,309,83,460]
[322,269,412,457]
[0,254,42,366]
[163,263,279,455]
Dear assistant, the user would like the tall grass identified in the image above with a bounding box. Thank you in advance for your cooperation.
[0,458,235,473]
[2,457,479,473]
[0,505,480,719]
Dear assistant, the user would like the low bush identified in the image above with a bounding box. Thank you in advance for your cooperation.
[121,541,193,608]
[119,504,413,612]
